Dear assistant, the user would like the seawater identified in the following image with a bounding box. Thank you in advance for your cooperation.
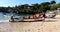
[0,13,22,22]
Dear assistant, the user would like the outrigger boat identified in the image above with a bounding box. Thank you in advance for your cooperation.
[9,12,56,22]
[9,14,45,22]
[23,14,45,22]
[23,18,44,22]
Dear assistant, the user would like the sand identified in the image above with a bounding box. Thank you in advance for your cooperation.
[0,15,60,32]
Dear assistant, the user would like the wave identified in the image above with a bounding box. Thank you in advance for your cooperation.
[0,20,9,22]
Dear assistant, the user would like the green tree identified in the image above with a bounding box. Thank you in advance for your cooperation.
[40,2,50,12]
[50,4,58,10]
[50,0,56,4]
[32,3,40,13]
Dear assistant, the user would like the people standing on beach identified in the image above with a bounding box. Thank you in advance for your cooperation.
[11,16,14,21]
[42,12,46,21]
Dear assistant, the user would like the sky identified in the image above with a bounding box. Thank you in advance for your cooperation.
[0,0,60,7]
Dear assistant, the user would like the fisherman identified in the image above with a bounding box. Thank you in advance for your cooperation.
[42,12,46,21]
[11,16,14,21]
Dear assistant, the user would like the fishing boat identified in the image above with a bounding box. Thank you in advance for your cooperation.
[23,17,44,22]
[9,12,57,22]
[9,14,44,22]
[22,14,44,22]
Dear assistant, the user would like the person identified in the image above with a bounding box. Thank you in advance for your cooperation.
[33,15,36,19]
[28,16,30,19]
[11,16,14,21]
[42,12,46,21]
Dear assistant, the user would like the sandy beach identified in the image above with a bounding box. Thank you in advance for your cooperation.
[0,15,60,32]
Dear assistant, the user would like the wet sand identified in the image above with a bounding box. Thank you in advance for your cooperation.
[0,15,60,32]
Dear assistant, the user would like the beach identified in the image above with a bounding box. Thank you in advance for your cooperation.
[0,15,60,32]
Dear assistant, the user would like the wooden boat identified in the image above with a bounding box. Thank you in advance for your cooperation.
[9,14,45,22]
[22,15,44,22]
[9,16,23,22]
[23,18,44,22]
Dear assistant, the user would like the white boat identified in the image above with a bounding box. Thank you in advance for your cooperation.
[46,12,56,18]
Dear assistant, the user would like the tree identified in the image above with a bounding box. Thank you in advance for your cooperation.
[0,0,58,14]
[32,3,40,13]
[40,2,50,12]
[50,0,56,4]
[57,3,60,8]
[50,4,58,10]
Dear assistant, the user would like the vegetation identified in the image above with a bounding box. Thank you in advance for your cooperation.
[0,0,60,14]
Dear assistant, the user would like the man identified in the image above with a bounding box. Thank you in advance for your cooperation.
[42,12,46,21]
[11,16,14,21]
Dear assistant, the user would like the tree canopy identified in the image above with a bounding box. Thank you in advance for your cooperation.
[0,0,59,14]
